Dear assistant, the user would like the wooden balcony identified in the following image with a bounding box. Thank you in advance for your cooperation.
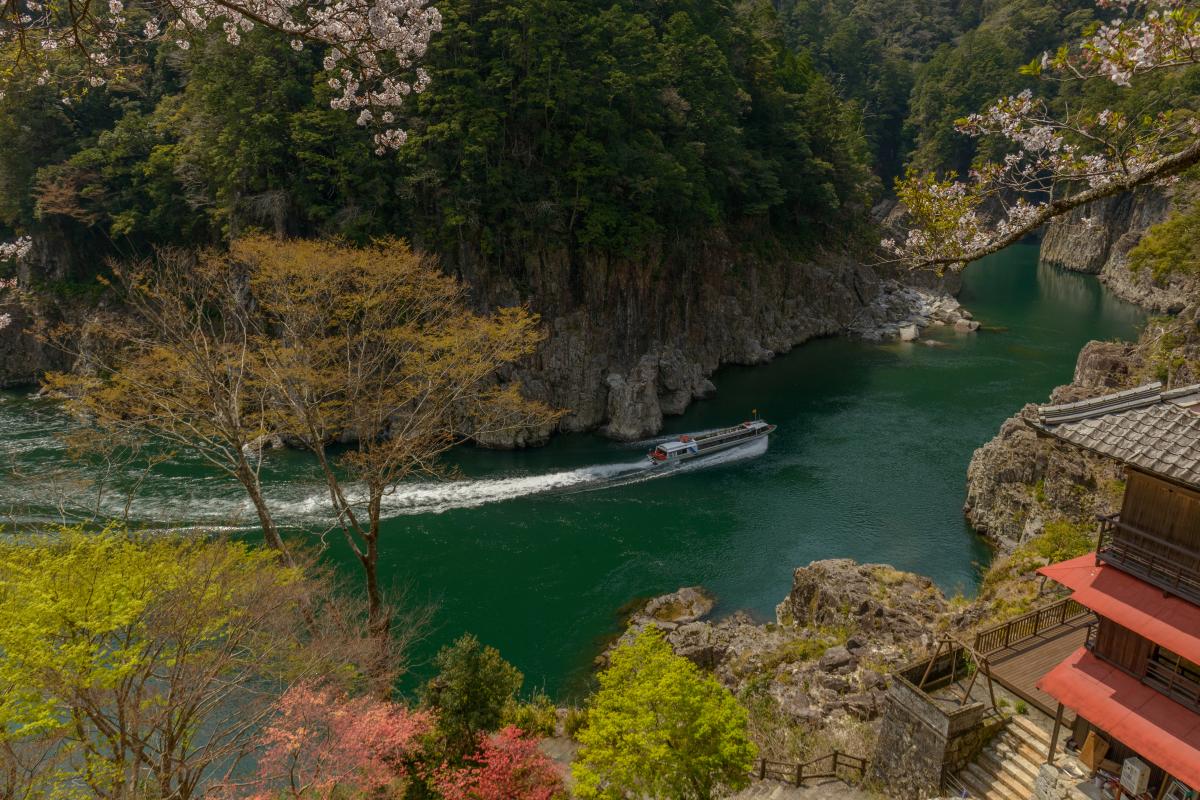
[1096,514,1200,606]
[972,598,1096,717]
[1143,658,1200,714]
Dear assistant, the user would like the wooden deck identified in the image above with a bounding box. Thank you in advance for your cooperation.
[984,613,1095,719]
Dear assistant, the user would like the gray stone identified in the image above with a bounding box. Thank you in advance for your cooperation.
[819,645,854,671]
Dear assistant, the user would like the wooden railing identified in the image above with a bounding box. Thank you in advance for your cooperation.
[755,751,867,787]
[972,597,1091,656]
[1144,658,1200,713]
[1097,515,1200,605]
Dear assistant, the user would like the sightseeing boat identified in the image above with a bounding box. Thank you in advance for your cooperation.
[647,419,776,465]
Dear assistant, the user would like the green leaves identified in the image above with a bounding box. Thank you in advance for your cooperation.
[573,627,757,800]
[0,527,314,799]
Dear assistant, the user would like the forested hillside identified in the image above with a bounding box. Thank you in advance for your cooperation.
[3,0,1196,434]
[0,0,878,283]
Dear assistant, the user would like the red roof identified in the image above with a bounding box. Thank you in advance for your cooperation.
[1038,554,1200,665]
[1038,648,1200,789]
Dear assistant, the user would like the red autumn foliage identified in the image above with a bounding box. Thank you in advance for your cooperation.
[237,681,433,799]
[436,726,566,800]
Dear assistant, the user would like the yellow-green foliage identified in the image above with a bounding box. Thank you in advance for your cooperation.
[1129,200,1200,283]
[572,627,757,800]
[0,526,308,799]
[1029,520,1094,564]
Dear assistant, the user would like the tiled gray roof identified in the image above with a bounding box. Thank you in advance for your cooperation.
[1035,382,1200,488]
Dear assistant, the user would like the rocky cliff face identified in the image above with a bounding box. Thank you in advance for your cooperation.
[2,230,959,442]
[455,239,962,444]
[964,309,1200,553]
[605,559,949,762]
[1039,187,1198,313]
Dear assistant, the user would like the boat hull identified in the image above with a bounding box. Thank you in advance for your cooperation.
[647,424,775,466]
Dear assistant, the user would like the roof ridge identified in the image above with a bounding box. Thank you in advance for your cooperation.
[1038,382,1163,425]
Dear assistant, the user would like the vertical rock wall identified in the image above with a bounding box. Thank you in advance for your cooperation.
[1039,187,1197,313]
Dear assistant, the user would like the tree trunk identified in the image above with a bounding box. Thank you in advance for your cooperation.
[363,492,393,696]
[234,459,294,566]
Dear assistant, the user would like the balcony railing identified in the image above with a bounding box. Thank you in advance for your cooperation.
[1096,515,1200,606]
[1143,659,1200,714]
[973,597,1091,656]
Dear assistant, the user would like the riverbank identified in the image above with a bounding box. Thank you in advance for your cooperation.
[0,245,1146,699]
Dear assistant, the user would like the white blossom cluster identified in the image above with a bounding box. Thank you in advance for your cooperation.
[1076,0,1200,86]
[0,237,32,262]
[3,0,440,151]
[0,276,17,332]
[885,0,1200,269]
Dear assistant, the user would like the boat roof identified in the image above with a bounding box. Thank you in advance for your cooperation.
[658,440,694,453]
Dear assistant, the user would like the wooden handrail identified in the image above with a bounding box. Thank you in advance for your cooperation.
[754,750,867,787]
[1098,514,1200,561]
[972,597,1091,656]
[1097,515,1200,603]
[1144,659,1200,713]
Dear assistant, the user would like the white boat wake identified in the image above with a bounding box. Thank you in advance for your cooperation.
[0,409,768,525]
[259,437,765,521]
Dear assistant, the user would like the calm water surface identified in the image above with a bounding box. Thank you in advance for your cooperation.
[0,245,1145,697]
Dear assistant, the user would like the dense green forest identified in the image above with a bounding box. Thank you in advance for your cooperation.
[0,0,880,280]
[3,0,1197,282]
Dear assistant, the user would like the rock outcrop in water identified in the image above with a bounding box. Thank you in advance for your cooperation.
[604,560,949,760]
[1039,187,1199,313]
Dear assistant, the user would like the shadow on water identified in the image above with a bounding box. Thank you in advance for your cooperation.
[0,243,1147,698]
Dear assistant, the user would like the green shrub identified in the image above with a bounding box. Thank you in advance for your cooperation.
[421,634,524,761]
[501,689,558,738]
[1031,520,1093,564]
[1129,201,1200,283]
[1015,700,1028,715]
[563,706,589,740]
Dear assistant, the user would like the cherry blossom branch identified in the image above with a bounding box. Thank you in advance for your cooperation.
[0,0,440,152]
[887,0,1200,272]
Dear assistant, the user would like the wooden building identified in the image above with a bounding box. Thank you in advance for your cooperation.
[1030,383,1200,798]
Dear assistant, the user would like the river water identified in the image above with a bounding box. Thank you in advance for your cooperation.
[0,244,1145,698]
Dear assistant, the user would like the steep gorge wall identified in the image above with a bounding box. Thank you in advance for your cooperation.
[1,234,921,441]
[1039,187,1198,313]
[457,242,891,444]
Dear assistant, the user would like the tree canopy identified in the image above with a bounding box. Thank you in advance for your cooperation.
[572,627,757,800]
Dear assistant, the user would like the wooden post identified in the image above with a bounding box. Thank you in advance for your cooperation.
[919,640,944,690]
[794,762,802,786]
[1047,703,1065,765]
[759,759,766,780]
[983,658,999,712]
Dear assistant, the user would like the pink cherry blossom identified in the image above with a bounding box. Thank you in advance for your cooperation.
[231,682,433,799]
[888,0,1200,270]
[1,0,441,151]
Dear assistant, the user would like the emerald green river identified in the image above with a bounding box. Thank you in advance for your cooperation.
[0,245,1145,698]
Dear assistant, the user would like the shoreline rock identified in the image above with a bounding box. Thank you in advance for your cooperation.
[1039,186,1199,313]
[602,560,950,760]
[964,310,1200,554]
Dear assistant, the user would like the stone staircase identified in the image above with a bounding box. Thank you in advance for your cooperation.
[956,714,1063,800]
